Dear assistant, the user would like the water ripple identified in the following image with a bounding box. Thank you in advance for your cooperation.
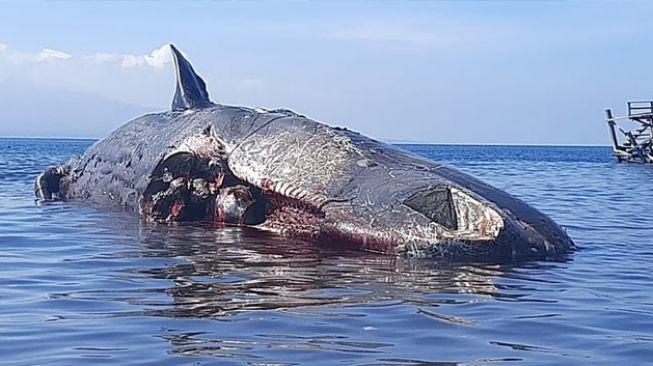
[1,139,652,365]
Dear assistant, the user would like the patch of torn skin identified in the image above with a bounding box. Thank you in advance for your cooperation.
[171,126,229,162]
[396,186,504,254]
[449,187,503,238]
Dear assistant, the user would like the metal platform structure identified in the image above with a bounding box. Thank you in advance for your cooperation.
[605,101,653,163]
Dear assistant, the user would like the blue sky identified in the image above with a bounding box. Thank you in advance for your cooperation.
[0,0,652,144]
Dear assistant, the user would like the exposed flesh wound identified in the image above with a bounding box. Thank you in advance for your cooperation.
[139,149,321,229]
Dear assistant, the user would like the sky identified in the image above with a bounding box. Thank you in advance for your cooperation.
[0,0,652,144]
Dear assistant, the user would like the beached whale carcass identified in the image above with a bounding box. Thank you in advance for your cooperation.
[35,44,575,261]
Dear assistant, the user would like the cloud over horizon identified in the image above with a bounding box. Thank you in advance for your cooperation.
[0,43,173,69]
[119,44,173,69]
[0,44,73,64]
[0,43,182,108]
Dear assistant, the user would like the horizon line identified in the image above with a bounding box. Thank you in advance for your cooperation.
[0,136,612,148]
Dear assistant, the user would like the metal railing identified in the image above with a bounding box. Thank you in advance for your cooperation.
[604,101,653,163]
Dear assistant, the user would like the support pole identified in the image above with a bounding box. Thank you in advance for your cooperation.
[605,109,621,153]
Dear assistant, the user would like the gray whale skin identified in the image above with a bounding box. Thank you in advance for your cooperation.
[35,44,575,262]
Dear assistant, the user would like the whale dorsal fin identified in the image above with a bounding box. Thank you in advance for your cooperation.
[170,44,212,111]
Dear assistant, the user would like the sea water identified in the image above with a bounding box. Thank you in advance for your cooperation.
[1,138,651,365]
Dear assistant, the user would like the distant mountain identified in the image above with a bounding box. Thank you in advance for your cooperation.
[0,80,155,138]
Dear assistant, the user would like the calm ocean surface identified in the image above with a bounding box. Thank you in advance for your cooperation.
[1,138,652,365]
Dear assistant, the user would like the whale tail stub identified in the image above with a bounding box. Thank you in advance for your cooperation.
[170,44,212,111]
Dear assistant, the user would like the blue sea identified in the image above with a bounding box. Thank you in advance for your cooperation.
[1,138,652,365]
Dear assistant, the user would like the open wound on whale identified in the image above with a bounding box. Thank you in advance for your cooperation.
[139,130,266,224]
[34,166,66,201]
[138,141,325,239]
[139,151,267,224]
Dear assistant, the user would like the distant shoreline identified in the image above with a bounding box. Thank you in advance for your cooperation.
[0,136,611,148]
[0,136,98,142]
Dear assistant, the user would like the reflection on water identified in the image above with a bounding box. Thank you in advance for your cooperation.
[131,221,527,363]
[135,223,506,319]
[90,219,578,364]
[1,139,652,365]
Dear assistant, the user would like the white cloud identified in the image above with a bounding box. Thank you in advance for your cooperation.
[0,43,173,70]
[0,43,179,108]
[33,48,72,62]
[1,47,72,64]
[120,44,172,69]
[119,54,140,68]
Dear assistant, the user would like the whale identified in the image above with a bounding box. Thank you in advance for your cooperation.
[35,44,575,261]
